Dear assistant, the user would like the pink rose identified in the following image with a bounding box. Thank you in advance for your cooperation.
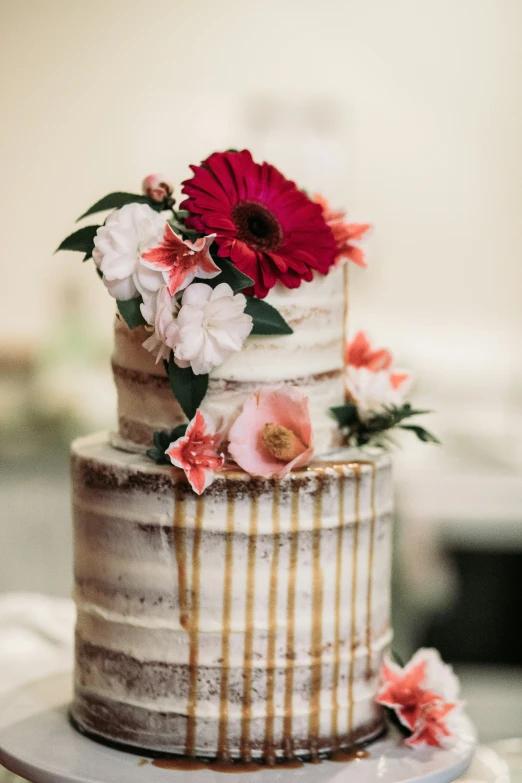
[228,387,314,479]
[142,173,174,203]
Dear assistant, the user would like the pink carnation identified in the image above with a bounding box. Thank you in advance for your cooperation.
[166,410,224,495]
[142,173,174,203]
[228,387,314,479]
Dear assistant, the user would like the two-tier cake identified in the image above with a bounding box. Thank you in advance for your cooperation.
[58,150,445,764]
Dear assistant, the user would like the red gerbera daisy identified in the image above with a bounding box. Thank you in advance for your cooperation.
[180,150,337,298]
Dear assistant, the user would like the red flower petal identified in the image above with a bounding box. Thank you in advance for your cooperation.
[181,150,336,298]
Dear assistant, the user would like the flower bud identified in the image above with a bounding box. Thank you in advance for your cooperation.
[142,173,174,203]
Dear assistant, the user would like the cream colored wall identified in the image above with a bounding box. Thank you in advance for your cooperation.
[1,0,521,450]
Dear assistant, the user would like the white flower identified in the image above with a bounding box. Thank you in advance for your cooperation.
[173,283,253,375]
[92,203,166,301]
[141,286,180,364]
[346,366,412,420]
[411,648,461,703]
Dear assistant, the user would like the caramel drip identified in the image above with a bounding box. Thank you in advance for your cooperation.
[185,495,205,756]
[308,482,324,747]
[330,468,345,740]
[217,491,236,759]
[331,748,370,762]
[263,484,280,763]
[208,760,262,774]
[347,465,361,733]
[172,482,189,629]
[240,496,259,760]
[152,758,207,771]
[282,483,300,753]
[365,464,377,678]
[343,262,349,402]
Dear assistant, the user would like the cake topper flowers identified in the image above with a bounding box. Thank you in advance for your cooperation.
[331,331,438,447]
[376,649,463,748]
[180,150,338,298]
[314,195,371,268]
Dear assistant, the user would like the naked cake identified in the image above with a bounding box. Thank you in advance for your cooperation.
[58,150,445,763]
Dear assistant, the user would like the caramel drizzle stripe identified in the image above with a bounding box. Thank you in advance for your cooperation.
[330,467,345,740]
[240,496,259,760]
[282,484,300,751]
[263,484,280,762]
[343,262,349,402]
[172,482,189,630]
[308,482,324,746]
[217,492,236,759]
[185,495,205,756]
[347,465,361,734]
[365,464,377,679]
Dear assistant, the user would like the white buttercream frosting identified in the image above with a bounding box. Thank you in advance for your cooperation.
[71,432,393,758]
[112,268,346,454]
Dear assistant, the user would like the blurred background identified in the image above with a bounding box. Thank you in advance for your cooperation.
[1,0,521,753]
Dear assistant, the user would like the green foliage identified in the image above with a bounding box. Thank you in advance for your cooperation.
[55,225,100,257]
[76,192,151,221]
[146,425,188,464]
[116,298,147,329]
[166,353,208,420]
[244,296,293,335]
[330,402,439,448]
[207,258,254,293]
[330,403,358,428]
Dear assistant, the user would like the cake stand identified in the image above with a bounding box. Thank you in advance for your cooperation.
[0,673,476,783]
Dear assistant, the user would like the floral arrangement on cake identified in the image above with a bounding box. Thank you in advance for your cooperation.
[58,149,436,494]
[377,649,464,749]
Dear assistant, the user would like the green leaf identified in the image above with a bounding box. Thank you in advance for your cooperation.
[147,425,188,464]
[167,354,208,419]
[77,192,150,221]
[56,225,100,255]
[117,298,147,329]
[205,258,254,293]
[244,296,293,335]
[330,403,359,428]
[399,425,440,444]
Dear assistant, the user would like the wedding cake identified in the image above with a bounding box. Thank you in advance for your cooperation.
[59,150,447,765]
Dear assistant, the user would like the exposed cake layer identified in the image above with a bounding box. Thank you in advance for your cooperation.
[71,432,393,760]
[112,268,346,454]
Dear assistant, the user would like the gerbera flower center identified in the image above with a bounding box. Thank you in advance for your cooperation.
[232,201,283,251]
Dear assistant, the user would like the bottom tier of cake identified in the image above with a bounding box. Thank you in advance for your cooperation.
[70,432,393,761]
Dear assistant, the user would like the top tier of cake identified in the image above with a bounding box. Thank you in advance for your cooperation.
[112,267,346,455]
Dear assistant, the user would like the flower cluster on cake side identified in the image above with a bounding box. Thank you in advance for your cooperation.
[58,148,436,494]
[377,648,465,749]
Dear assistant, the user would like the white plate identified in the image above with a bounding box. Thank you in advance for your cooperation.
[0,673,477,783]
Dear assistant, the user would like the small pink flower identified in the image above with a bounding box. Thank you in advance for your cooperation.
[346,331,392,372]
[345,331,412,417]
[141,224,220,296]
[376,649,461,749]
[166,410,224,495]
[406,700,457,748]
[142,173,174,203]
[315,193,370,268]
[228,387,314,479]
